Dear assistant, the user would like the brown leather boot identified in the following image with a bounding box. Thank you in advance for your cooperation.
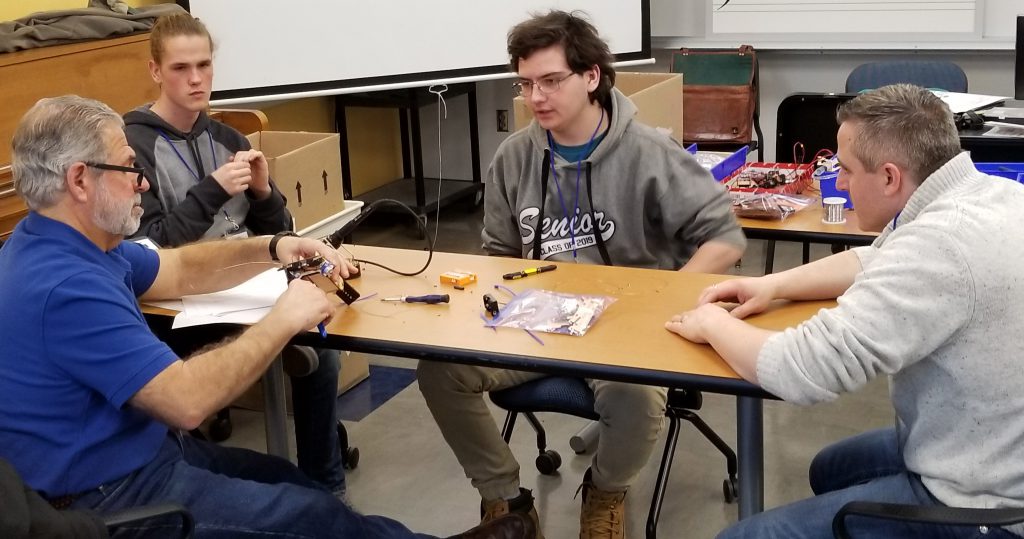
[448,513,537,539]
[578,469,626,539]
[481,488,543,539]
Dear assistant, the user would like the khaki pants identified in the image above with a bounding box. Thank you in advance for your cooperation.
[417,361,667,501]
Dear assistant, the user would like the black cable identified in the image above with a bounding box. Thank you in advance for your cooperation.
[324,199,433,277]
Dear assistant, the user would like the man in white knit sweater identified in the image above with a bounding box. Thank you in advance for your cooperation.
[667,83,1024,539]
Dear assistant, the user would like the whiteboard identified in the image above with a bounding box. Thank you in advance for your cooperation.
[185,1,650,104]
[712,0,977,36]
[651,0,1020,50]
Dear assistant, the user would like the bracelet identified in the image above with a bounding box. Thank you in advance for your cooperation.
[268,231,297,262]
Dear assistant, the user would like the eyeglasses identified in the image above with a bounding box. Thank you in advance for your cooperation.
[513,72,577,97]
[86,162,145,187]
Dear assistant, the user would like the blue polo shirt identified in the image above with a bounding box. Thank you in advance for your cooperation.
[0,213,177,496]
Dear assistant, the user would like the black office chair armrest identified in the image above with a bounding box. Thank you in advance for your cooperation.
[103,502,195,538]
[833,501,1024,539]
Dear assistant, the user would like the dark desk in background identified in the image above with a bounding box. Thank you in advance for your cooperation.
[334,84,482,221]
[776,93,1024,164]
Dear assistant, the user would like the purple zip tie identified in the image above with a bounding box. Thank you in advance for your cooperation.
[354,292,377,303]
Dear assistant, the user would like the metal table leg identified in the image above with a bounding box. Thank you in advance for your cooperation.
[262,356,291,459]
[737,396,764,519]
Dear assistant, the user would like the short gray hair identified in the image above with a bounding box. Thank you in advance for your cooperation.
[836,83,961,185]
[12,95,124,211]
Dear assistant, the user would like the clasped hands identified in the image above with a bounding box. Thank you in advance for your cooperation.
[665,277,775,344]
[211,149,272,199]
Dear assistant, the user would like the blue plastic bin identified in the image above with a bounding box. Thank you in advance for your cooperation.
[975,163,1024,183]
[686,144,748,182]
[818,171,852,209]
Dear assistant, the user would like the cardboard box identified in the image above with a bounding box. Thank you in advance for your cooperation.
[513,72,684,143]
[246,131,345,231]
[235,351,370,414]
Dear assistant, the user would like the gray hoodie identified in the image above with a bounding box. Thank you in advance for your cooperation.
[483,88,745,269]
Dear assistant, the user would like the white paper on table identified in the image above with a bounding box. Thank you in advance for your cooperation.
[930,90,1008,114]
[171,308,272,329]
[982,121,1024,138]
[179,268,287,318]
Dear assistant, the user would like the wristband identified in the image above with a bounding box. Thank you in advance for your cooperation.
[269,231,297,262]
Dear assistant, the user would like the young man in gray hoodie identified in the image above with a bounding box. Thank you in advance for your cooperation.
[668,84,1024,538]
[418,10,746,539]
[124,13,347,500]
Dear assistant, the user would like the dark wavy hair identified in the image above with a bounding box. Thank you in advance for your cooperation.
[507,10,615,106]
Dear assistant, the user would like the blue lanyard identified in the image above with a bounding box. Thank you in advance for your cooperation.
[545,108,605,261]
[157,129,239,232]
[157,129,217,182]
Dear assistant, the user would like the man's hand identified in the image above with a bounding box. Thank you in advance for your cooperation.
[268,278,338,336]
[233,149,271,199]
[665,303,730,344]
[696,277,777,319]
[211,159,253,196]
[273,235,358,281]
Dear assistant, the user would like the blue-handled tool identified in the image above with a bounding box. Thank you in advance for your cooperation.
[381,294,450,304]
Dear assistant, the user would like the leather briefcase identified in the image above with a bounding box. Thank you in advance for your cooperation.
[672,45,758,145]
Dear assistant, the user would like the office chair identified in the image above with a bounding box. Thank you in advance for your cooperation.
[490,376,737,539]
[845,61,968,93]
[0,457,194,538]
[832,500,1024,538]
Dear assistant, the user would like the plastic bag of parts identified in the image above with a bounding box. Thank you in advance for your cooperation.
[485,289,616,337]
[730,192,814,220]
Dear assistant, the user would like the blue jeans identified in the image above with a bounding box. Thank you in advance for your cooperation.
[151,321,345,493]
[70,432,434,538]
[718,428,1021,539]
[293,347,344,493]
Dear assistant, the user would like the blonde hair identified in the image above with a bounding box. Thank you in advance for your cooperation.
[150,12,214,64]
[836,84,960,185]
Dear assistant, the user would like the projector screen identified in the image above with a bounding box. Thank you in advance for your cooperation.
[183,1,651,105]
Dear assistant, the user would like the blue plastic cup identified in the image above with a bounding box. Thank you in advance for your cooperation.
[818,171,852,209]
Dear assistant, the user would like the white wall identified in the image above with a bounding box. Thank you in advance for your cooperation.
[418,48,1015,181]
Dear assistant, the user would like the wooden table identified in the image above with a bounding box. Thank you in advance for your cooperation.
[302,246,831,518]
[148,245,835,518]
[737,198,877,273]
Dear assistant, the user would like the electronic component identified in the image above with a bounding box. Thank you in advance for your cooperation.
[281,256,361,305]
[482,293,500,318]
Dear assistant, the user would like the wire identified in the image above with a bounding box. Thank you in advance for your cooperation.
[428,84,448,251]
[324,199,433,277]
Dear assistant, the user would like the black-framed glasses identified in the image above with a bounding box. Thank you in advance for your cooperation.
[86,162,145,187]
[513,72,577,97]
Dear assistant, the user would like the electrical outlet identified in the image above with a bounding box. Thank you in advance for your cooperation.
[496,109,509,132]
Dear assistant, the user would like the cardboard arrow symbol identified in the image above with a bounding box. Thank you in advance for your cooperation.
[295,181,303,207]
[322,170,329,194]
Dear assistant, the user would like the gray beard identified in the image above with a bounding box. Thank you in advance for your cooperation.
[93,182,141,237]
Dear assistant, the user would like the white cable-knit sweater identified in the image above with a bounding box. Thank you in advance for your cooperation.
[759,152,1024,515]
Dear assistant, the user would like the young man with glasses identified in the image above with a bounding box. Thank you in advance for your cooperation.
[124,13,349,501]
[417,10,745,539]
[0,94,535,539]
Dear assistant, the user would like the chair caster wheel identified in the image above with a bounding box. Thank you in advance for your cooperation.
[342,447,360,470]
[723,477,738,504]
[208,417,232,442]
[535,450,562,475]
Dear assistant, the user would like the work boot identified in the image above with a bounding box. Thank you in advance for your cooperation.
[481,488,543,539]
[281,345,318,378]
[577,468,626,539]
[449,513,537,539]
